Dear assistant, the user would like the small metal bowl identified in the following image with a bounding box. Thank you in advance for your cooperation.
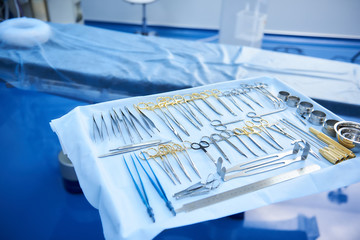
[287,95,300,108]
[309,110,326,125]
[322,119,339,137]
[297,101,314,116]
[334,121,360,153]
[278,91,290,101]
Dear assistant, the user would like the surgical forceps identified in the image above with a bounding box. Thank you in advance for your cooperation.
[173,173,221,199]
[133,104,160,133]
[212,132,248,158]
[120,109,136,143]
[193,92,222,116]
[231,89,255,110]
[160,96,201,130]
[210,119,244,131]
[207,89,237,116]
[176,142,201,178]
[183,94,211,121]
[191,140,217,165]
[125,106,152,138]
[159,144,192,182]
[173,95,203,127]
[247,106,287,122]
[245,126,282,151]
[253,82,283,108]
[141,148,178,185]
[139,102,183,141]
[112,109,126,143]
[201,135,231,164]
[239,85,264,108]
[156,98,191,135]
[245,120,284,150]
[233,127,268,154]
[222,90,243,112]
[123,155,155,222]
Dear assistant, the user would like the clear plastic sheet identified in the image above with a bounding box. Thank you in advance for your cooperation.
[0,18,245,102]
[0,18,359,105]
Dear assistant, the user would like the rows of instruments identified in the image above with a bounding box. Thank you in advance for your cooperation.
[90,82,356,222]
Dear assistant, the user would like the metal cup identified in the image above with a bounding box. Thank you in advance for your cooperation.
[322,119,339,137]
[278,91,290,101]
[308,110,326,125]
[287,95,300,108]
[297,101,314,116]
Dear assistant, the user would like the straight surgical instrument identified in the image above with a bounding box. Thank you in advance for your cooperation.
[120,109,136,143]
[133,104,160,133]
[183,94,211,121]
[136,153,176,216]
[159,144,192,182]
[245,120,283,150]
[125,106,152,137]
[201,135,231,164]
[231,89,255,110]
[176,164,321,213]
[210,119,244,131]
[193,92,222,116]
[139,102,183,141]
[222,91,243,112]
[98,140,171,158]
[220,141,310,181]
[239,86,264,108]
[92,114,102,141]
[173,174,221,200]
[208,89,237,116]
[112,108,126,143]
[212,132,247,158]
[247,106,287,122]
[159,96,201,130]
[101,113,110,140]
[123,155,155,222]
[141,148,178,185]
[233,127,268,154]
[173,95,203,127]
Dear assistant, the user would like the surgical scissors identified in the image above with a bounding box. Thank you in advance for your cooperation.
[201,135,231,164]
[210,119,244,131]
[191,140,217,165]
[212,132,248,158]
[247,106,287,122]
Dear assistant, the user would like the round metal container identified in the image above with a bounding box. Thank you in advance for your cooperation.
[278,91,290,101]
[322,119,339,137]
[297,101,314,116]
[334,121,360,153]
[287,95,300,108]
[308,110,326,125]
